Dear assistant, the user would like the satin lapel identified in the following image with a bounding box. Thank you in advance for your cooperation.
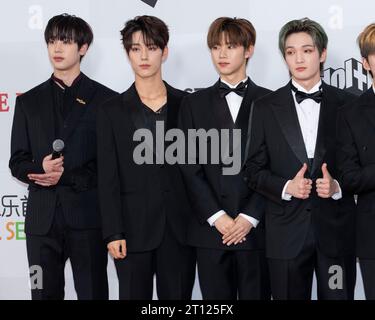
[311,84,332,175]
[61,75,97,142]
[211,80,235,130]
[235,78,257,163]
[271,84,310,170]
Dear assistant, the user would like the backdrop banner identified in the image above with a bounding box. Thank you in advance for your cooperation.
[0,0,372,299]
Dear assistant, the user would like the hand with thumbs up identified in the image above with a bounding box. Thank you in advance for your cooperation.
[316,163,340,198]
[286,163,313,199]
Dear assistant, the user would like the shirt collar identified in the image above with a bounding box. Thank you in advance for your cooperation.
[220,77,248,89]
[52,72,83,91]
[292,79,322,94]
[372,84,375,95]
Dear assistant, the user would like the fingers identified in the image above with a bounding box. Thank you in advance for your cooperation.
[223,219,251,246]
[295,178,313,199]
[28,172,62,186]
[295,163,308,178]
[119,240,127,258]
[321,163,330,179]
[107,241,126,259]
[44,154,53,161]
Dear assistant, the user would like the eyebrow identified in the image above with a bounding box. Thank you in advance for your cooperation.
[285,44,315,49]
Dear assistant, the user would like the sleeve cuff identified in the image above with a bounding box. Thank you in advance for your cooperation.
[331,179,343,200]
[239,213,259,228]
[207,210,226,227]
[282,180,292,201]
[104,233,125,245]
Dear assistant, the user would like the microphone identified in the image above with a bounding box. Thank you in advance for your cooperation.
[52,139,65,159]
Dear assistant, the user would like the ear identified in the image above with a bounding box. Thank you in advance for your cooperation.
[245,45,255,60]
[319,48,327,64]
[79,43,89,58]
[363,57,371,71]
[161,46,169,62]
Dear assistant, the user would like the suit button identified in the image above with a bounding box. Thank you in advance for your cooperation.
[243,177,248,182]
[363,146,367,151]
[306,208,312,212]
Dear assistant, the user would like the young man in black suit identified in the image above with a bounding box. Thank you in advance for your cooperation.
[244,18,357,300]
[97,15,195,300]
[9,14,117,299]
[337,23,375,300]
[179,17,271,300]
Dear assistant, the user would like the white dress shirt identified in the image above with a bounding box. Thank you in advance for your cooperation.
[281,80,342,201]
[207,77,260,228]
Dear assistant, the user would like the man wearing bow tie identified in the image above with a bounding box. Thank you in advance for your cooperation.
[244,18,356,300]
[179,17,271,300]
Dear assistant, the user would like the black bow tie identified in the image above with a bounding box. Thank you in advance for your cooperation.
[291,83,323,104]
[219,79,248,98]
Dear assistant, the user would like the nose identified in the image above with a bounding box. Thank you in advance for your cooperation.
[141,47,148,60]
[219,47,228,58]
[54,41,63,53]
[296,50,304,63]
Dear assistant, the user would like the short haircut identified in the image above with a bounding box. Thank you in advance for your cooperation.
[44,13,93,48]
[279,18,328,71]
[357,23,375,59]
[207,17,256,49]
[120,15,169,53]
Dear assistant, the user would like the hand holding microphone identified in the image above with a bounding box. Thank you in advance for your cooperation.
[43,139,65,173]
[28,139,65,187]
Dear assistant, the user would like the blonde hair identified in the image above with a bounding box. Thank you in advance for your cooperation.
[357,23,375,59]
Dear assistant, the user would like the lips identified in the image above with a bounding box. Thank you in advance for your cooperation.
[53,57,64,62]
[140,64,151,69]
[296,67,306,72]
[219,62,229,67]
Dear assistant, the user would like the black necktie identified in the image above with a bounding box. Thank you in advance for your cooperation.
[291,83,323,104]
[219,79,248,98]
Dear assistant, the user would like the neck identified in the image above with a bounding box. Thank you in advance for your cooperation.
[220,68,247,86]
[53,66,81,87]
[292,74,321,91]
[135,73,165,98]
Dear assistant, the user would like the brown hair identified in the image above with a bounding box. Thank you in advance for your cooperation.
[120,15,169,53]
[358,23,375,59]
[207,17,256,49]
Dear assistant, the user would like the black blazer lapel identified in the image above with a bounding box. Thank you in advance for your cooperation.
[165,82,180,131]
[211,80,235,130]
[311,83,334,175]
[61,74,97,142]
[271,83,310,170]
[123,83,156,153]
[235,78,258,163]
[37,80,56,146]
[362,88,375,130]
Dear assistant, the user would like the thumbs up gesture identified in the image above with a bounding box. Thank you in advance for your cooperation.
[316,163,340,198]
[286,163,313,199]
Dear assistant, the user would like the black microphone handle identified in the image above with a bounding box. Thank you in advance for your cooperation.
[52,151,62,160]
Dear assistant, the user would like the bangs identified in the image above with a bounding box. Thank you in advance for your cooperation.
[207,18,255,49]
[44,14,93,48]
[122,16,169,53]
[45,24,78,43]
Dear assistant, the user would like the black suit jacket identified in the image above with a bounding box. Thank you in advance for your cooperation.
[97,82,193,253]
[244,81,356,259]
[337,88,375,259]
[178,78,271,250]
[9,74,117,235]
